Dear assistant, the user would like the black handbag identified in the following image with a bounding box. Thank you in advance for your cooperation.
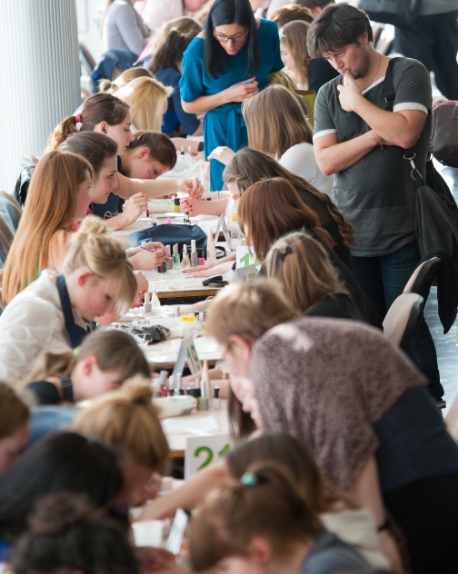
[358,0,421,28]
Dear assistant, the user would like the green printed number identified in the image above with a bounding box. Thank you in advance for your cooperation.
[240,252,250,267]
[186,344,201,373]
[239,252,260,268]
[194,444,230,471]
[194,446,213,470]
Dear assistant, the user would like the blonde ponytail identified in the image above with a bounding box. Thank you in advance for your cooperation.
[46,116,79,152]
[71,376,169,470]
[63,217,137,316]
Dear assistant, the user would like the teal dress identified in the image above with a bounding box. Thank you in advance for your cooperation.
[179,19,283,191]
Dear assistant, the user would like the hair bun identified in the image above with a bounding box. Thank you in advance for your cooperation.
[74,215,110,239]
[123,377,154,408]
[28,492,93,536]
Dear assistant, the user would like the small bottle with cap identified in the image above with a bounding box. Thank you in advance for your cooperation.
[143,290,152,314]
[200,378,209,411]
[173,198,180,213]
[172,243,180,267]
[213,386,221,410]
[158,370,168,397]
[190,239,198,268]
[165,245,173,271]
[181,245,190,269]
[151,285,161,308]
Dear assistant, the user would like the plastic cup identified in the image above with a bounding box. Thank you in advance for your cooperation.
[132,520,164,547]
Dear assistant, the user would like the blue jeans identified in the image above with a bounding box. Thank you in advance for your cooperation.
[351,240,443,400]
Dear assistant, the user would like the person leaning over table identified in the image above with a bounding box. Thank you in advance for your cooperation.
[0,217,137,386]
[179,0,284,191]
[205,279,458,574]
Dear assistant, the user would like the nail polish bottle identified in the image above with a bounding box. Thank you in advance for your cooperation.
[198,247,205,266]
[190,239,198,267]
[172,243,181,267]
[173,198,180,213]
[181,245,190,269]
[165,245,173,271]
[143,290,152,314]
[151,285,160,308]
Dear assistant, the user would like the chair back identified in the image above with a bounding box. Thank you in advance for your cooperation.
[0,191,22,233]
[383,293,424,349]
[403,256,441,304]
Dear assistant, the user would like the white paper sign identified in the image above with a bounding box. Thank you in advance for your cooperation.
[236,246,261,270]
[232,263,258,283]
[166,509,189,555]
[184,433,230,479]
[172,335,201,377]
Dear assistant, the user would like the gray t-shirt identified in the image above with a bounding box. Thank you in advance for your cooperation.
[314,57,432,257]
[103,0,150,56]
[300,531,376,574]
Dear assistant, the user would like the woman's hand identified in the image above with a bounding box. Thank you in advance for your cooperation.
[129,242,165,256]
[182,253,235,274]
[182,261,234,277]
[208,146,236,166]
[134,271,149,296]
[123,192,149,225]
[130,248,170,271]
[135,546,176,573]
[225,77,259,103]
[180,196,204,216]
[378,530,404,574]
[179,177,203,200]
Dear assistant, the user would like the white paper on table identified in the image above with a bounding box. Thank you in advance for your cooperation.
[161,415,219,435]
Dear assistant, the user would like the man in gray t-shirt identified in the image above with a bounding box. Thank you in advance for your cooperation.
[307,3,443,402]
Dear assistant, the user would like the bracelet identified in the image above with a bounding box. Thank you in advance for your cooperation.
[377,519,390,533]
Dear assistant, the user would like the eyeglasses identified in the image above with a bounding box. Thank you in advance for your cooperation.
[213,29,249,43]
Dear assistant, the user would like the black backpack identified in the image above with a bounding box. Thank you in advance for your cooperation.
[13,165,35,207]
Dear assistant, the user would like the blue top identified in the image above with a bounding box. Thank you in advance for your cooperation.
[156,67,200,136]
[180,19,283,191]
[300,532,376,574]
[375,386,458,493]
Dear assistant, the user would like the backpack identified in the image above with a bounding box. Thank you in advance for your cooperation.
[13,165,35,207]
[430,101,458,168]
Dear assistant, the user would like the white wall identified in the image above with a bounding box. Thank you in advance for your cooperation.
[0,0,81,192]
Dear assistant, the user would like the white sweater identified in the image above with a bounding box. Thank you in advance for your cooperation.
[0,270,86,385]
[279,142,334,197]
[320,507,390,571]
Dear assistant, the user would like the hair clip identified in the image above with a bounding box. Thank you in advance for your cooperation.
[74,113,82,123]
[240,473,258,486]
[277,246,292,262]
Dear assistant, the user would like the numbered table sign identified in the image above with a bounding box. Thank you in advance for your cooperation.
[236,246,261,270]
[184,434,230,479]
[172,335,201,377]
[232,264,258,283]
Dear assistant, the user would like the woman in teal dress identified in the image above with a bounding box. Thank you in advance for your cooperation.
[179,0,283,191]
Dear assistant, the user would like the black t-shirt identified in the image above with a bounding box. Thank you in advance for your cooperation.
[305,293,366,323]
[308,58,339,93]
[91,156,125,219]
[26,378,74,405]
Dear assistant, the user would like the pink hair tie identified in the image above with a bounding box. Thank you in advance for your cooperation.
[74,113,82,123]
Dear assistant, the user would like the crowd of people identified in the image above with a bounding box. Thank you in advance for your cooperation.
[2,0,458,573]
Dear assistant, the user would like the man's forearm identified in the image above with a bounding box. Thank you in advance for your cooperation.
[354,97,426,149]
[316,130,379,175]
